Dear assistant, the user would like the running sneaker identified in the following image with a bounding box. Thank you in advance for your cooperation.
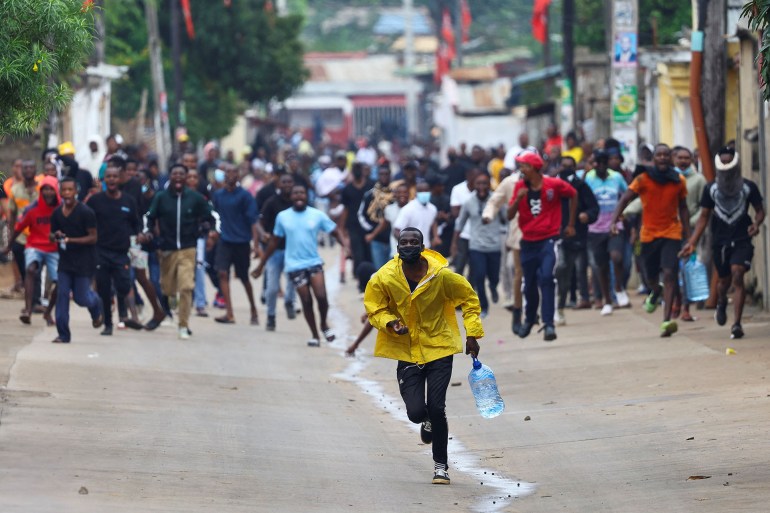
[615,290,631,308]
[730,323,744,339]
[420,421,433,444]
[432,463,450,485]
[543,324,557,342]
[660,320,678,338]
[307,339,321,347]
[600,304,613,316]
[643,289,661,314]
[480,310,489,319]
[266,315,276,332]
[285,302,296,320]
[178,327,191,340]
[555,309,566,326]
[213,293,226,309]
[518,320,537,339]
[715,302,727,326]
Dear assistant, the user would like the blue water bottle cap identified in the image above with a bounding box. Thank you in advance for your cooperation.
[472,357,482,370]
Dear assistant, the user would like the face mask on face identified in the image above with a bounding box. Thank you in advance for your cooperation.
[214,169,226,183]
[559,168,575,180]
[398,245,422,263]
[416,191,431,205]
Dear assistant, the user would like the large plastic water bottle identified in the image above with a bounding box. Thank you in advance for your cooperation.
[683,253,710,302]
[468,357,505,419]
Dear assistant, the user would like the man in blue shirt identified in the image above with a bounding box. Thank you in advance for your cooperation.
[212,165,260,325]
[252,184,349,346]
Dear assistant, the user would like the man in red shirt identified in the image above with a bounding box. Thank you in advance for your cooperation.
[1,176,60,324]
[508,151,576,341]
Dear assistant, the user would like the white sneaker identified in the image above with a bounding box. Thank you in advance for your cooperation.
[178,327,191,340]
[600,304,613,316]
[615,290,630,308]
[555,309,566,326]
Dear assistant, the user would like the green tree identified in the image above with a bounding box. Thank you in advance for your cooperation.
[187,0,307,104]
[741,0,770,100]
[104,0,306,141]
[0,0,94,136]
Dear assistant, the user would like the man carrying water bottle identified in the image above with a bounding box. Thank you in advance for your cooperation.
[364,227,483,485]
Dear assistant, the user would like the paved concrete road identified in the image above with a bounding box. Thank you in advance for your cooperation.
[1,254,769,512]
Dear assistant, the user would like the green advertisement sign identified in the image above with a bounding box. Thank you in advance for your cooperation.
[613,85,638,123]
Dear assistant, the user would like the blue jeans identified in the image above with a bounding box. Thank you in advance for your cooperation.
[194,264,207,309]
[468,250,501,312]
[520,238,558,326]
[56,270,101,342]
[370,240,392,270]
[265,249,296,317]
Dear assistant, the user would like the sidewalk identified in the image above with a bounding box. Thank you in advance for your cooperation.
[1,252,769,512]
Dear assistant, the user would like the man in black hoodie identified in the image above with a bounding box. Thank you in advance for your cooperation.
[554,156,598,326]
[144,163,217,340]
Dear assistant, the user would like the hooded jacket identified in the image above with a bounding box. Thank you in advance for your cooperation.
[364,249,484,365]
[15,176,60,253]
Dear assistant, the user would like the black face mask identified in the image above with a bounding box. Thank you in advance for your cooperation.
[559,168,575,180]
[398,245,422,264]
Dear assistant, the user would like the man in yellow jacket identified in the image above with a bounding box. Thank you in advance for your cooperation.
[364,227,483,485]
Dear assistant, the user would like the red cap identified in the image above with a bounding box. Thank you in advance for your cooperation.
[514,150,544,171]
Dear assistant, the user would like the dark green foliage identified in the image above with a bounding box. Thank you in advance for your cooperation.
[0,0,94,136]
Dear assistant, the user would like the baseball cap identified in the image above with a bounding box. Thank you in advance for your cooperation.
[514,150,544,171]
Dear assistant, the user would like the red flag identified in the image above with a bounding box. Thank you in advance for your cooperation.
[434,44,451,84]
[460,0,472,43]
[441,8,456,60]
[180,0,195,39]
[531,0,551,45]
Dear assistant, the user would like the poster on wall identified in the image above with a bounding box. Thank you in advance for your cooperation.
[610,0,638,168]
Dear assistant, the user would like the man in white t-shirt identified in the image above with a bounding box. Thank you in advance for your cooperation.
[449,167,479,274]
[393,182,440,249]
[315,151,349,198]
[502,133,531,171]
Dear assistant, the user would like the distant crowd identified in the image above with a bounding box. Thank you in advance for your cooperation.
[0,123,764,345]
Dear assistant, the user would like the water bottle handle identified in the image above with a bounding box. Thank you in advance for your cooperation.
[471,356,481,370]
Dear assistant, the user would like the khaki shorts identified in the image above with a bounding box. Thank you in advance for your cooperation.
[159,247,196,295]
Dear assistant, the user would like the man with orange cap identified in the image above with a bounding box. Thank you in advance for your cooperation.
[507,150,577,341]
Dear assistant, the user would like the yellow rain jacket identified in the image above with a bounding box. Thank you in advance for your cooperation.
[364,249,484,365]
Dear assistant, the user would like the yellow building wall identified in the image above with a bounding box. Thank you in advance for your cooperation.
[655,55,739,151]
[725,41,741,144]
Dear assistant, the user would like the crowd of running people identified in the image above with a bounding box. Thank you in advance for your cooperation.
[0,126,764,345]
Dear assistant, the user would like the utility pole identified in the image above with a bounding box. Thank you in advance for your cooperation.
[543,3,552,101]
[701,0,726,163]
[454,0,463,67]
[170,0,185,130]
[562,0,576,133]
[404,0,418,139]
[145,0,172,171]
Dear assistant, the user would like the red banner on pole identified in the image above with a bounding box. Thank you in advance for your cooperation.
[180,0,195,39]
[531,0,551,45]
[460,0,472,43]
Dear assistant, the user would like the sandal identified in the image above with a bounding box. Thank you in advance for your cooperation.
[215,316,235,324]
[680,312,697,322]
[322,328,336,342]
[19,312,31,325]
